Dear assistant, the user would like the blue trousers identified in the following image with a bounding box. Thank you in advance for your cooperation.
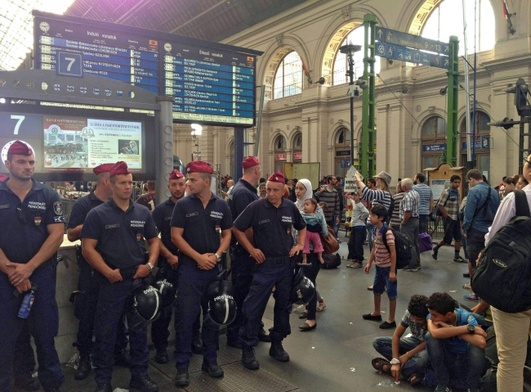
[174,265,221,369]
[425,332,486,389]
[240,259,292,347]
[347,226,366,261]
[93,277,148,386]
[372,335,429,379]
[0,263,63,392]
[226,248,257,343]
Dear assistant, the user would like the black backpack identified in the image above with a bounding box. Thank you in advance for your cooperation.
[471,190,531,313]
[381,227,412,269]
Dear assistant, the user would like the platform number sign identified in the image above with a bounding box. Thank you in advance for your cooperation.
[57,52,83,77]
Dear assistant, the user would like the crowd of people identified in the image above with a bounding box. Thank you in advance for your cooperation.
[1,139,530,392]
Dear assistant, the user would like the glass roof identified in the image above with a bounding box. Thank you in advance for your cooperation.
[0,0,75,71]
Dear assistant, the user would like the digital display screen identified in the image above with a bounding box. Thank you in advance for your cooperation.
[163,42,255,125]
[0,107,154,181]
[34,11,260,127]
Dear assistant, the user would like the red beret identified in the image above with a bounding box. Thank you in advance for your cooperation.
[267,171,285,183]
[242,155,260,170]
[8,140,32,156]
[169,169,184,180]
[0,174,7,182]
[186,160,213,174]
[93,163,114,175]
[110,161,131,177]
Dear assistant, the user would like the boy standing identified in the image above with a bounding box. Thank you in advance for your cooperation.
[362,204,397,329]
[346,192,369,268]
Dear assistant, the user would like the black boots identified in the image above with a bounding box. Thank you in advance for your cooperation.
[269,340,290,362]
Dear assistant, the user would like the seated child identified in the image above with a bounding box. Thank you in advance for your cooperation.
[300,198,328,264]
[426,292,488,392]
[372,294,430,386]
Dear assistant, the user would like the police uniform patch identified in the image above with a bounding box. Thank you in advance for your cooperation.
[53,201,63,216]
[34,217,42,226]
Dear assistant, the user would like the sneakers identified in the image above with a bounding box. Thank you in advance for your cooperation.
[432,247,438,260]
[242,346,259,370]
[453,256,467,263]
[379,321,396,329]
[347,262,362,269]
[362,313,382,321]
[269,341,290,362]
[433,386,452,392]
[405,266,421,272]
[464,293,479,301]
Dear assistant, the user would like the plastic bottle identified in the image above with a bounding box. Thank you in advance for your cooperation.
[17,285,38,319]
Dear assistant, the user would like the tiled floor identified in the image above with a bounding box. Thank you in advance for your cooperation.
[16,234,487,391]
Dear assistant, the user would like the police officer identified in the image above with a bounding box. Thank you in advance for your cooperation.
[232,171,306,370]
[82,161,160,392]
[171,161,232,388]
[67,163,130,380]
[150,169,185,364]
[226,156,271,347]
[0,140,65,392]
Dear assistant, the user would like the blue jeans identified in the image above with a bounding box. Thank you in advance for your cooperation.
[372,335,429,379]
[425,332,486,389]
[419,214,428,234]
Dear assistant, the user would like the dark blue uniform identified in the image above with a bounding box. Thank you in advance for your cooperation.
[150,197,180,354]
[0,179,65,392]
[67,192,128,361]
[81,199,158,386]
[170,193,232,370]
[226,178,259,343]
[233,198,305,347]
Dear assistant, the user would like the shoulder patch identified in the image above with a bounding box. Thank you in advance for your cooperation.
[53,201,63,216]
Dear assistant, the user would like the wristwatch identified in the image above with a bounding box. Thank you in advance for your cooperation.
[390,358,401,365]
[467,324,475,334]
[215,253,222,262]
[147,262,155,271]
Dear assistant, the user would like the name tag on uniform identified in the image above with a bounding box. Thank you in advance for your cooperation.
[105,224,120,229]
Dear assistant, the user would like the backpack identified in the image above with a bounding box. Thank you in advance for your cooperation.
[381,227,412,269]
[430,189,450,221]
[321,253,341,269]
[471,190,531,313]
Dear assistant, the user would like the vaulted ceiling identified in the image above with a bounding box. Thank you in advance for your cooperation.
[65,0,307,42]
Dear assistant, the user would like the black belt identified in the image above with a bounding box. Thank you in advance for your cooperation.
[265,256,290,264]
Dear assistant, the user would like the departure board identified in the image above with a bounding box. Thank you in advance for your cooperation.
[35,15,160,94]
[163,41,255,125]
[33,11,260,127]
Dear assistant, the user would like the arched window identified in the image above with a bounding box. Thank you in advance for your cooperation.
[333,27,380,86]
[274,134,287,172]
[459,111,491,173]
[420,115,446,169]
[334,127,351,177]
[292,132,302,163]
[273,51,303,99]
[421,0,495,54]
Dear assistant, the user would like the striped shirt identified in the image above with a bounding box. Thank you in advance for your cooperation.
[413,183,433,215]
[315,187,340,224]
[373,228,395,267]
[400,189,420,219]
[390,192,405,227]
[361,187,392,212]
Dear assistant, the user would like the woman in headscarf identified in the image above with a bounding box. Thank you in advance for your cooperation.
[294,179,327,330]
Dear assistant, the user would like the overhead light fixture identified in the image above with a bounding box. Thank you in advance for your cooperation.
[191,123,202,136]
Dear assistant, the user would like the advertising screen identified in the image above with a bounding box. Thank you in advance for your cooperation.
[0,107,154,181]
